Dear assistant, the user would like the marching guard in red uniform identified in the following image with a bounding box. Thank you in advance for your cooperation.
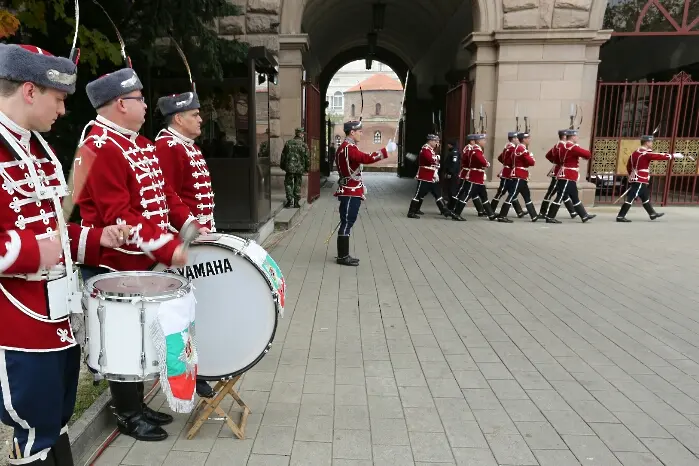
[616,135,683,222]
[490,132,525,217]
[334,120,393,266]
[545,129,595,223]
[408,134,454,219]
[73,64,204,441]
[538,130,577,220]
[448,139,471,212]
[451,134,496,221]
[496,131,538,222]
[0,44,129,465]
[155,85,217,399]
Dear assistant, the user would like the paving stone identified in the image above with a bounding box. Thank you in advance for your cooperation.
[563,435,623,465]
[296,414,334,442]
[484,433,538,465]
[372,445,414,465]
[516,421,567,450]
[451,448,497,465]
[533,449,582,466]
[370,417,410,445]
[589,423,648,453]
[290,441,332,466]
[409,431,454,463]
[333,429,372,460]
[252,425,295,455]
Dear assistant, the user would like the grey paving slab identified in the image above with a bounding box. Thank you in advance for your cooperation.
[90,175,699,466]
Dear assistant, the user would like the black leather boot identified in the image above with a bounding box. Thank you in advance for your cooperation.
[416,199,425,215]
[284,200,292,208]
[447,197,456,212]
[574,203,596,222]
[110,381,168,442]
[137,382,173,426]
[526,202,539,222]
[196,378,216,398]
[497,203,513,223]
[512,199,526,218]
[643,201,664,220]
[336,236,359,266]
[490,197,500,212]
[51,432,73,466]
[564,198,578,218]
[407,199,421,219]
[436,198,453,218]
[452,201,467,221]
[293,199,301,208]
[473,198,495,221]
[538,199,550,220]
[616,202,632,222]
[546,203,562,224]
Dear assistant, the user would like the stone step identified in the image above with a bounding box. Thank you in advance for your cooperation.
[274,201,305,230]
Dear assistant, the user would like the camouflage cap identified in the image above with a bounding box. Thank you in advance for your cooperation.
[295,127,305,134]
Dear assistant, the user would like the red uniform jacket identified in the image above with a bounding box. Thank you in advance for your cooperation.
[155,128,215,231]
[545,141,567,177]
[74,116,196,272]
[509,144,535,180]
[334,138,388,199]
[466,145,490,185]
[626,147,671,184]
[0,112,103,351]
[497,143,515,178]
[458,144,472,180]
[416,144,440,182]
[556,142,592,182]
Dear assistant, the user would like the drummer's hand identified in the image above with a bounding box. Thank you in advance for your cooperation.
[100,225,132,248]
[199,227,211,235]
[171,245,188,267]
[38,238,62,269]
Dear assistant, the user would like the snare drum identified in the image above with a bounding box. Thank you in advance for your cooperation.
[154,233,285,380]
[83,271,193,382]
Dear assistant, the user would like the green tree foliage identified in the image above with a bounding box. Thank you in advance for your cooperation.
[603,0,699,33]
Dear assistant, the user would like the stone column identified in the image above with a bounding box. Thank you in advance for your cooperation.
[489,28,610,202]
[274,33,309,195]
[463,33,498,168]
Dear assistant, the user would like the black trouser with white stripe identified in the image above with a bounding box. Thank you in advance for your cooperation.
[539,177,576,218]
[490,177,524,216]
[547,179,593,221]
[497,178,537,219]
[453,182,495,218]
[409,180,449,216]
[617,182,660,219]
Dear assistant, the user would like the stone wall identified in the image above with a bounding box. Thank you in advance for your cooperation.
[340,89,401,153]
[219,0,283,163]
[502,0,594,29]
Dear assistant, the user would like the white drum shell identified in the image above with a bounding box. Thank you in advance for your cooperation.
[154,234,279,379]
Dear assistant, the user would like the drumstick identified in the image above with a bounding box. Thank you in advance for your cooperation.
[179,220,201,251]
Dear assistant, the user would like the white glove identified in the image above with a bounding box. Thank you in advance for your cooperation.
[672,152,684,159]
[386,140,397,153]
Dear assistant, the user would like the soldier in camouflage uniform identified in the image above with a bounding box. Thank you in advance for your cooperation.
[280,127,310,208]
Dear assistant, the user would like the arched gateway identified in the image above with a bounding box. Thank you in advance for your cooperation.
[228,0,611,200]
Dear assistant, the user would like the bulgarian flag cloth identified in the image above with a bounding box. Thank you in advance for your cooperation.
[150,291,198,413]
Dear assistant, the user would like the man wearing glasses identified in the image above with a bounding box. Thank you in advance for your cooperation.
[73,67,202,441]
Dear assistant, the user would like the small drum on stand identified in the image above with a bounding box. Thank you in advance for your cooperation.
[153,233,286,439]
[82,271,193,382]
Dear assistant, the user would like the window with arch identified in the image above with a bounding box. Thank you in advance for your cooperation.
[376,103,381,115]
[335,135,341,146]
[332,91,343,111]
[351,104,355,117]
[373,131,382,144]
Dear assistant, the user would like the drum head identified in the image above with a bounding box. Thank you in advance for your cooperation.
[90,272,188,299]
[156,237,278,379]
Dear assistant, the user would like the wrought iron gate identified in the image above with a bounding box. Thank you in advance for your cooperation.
[304,81,321,203]
[445,80,470,150]
[589,71,699,205]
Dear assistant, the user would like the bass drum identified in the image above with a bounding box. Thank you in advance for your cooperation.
[154,233,285,380]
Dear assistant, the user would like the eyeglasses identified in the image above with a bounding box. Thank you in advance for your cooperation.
[120,96,145,103]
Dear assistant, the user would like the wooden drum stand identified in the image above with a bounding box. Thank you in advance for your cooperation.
[186,375,250,440]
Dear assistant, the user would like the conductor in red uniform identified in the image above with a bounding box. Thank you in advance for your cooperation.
[408,134,454,219]
[545,129,595,223]
[616,134,683,222]
[154,91,217,399]
[496,131,538,222]
[334,120,394,266]
[0,43,129,466]
[74,66,204,441]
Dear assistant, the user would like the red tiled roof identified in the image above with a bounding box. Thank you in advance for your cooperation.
[346,74,402,92]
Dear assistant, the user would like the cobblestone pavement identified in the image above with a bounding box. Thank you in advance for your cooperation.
[93,173,699,465]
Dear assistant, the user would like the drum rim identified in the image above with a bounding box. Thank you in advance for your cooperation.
[84,271,192,302]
